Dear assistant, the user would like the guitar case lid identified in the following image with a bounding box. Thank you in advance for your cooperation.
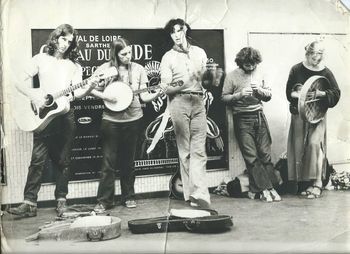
[26,215,121,242]
[128,208,233,234]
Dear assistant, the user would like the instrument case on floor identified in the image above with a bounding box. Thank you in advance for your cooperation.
[128,209,233,234]
[25,215,121,242]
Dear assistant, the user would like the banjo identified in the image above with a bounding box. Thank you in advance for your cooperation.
[103,80,184,112]
[298,75,331,124]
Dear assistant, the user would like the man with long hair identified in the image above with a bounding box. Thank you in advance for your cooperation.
[87,37,162,212]
[160,18,219,208]
[8,24,96,217]
[222,47,281,202]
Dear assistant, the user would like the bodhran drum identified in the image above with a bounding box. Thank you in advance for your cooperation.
[298,75,330,124]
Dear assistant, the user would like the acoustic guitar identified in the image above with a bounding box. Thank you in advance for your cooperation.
[103,80,184,112]
[14,67,118,132]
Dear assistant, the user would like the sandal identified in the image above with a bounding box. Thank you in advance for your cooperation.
[300,186,313,196]
[307,186,322,199]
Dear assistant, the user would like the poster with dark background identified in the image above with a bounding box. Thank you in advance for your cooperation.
[31,29,227,182]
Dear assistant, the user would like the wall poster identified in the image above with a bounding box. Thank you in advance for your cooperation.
[31,28,228,183]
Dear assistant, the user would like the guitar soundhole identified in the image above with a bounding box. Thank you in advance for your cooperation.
[44,94,54,107]
[38,102,58,119]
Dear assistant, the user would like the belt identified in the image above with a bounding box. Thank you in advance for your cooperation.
[234,110,265,126]
[178,91,203,96]
[235,110,263,115]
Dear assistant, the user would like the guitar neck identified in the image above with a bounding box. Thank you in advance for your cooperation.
[51,67,118,99]
[52,78,90,99]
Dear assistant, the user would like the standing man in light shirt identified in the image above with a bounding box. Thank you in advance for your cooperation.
[160,18,219,208]
[8,24,96,217]
[221,47,281,202]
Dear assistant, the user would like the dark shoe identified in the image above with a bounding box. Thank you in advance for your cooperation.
[56,199,67,217]
[94,203,107,214]
[7,203,37,217]
[189,195,211,209]
[190,202,199,207]
[125,200,137,208]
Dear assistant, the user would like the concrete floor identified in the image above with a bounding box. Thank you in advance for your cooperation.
[1,190,349,254]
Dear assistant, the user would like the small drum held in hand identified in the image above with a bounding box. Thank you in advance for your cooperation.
[298,75,330,124]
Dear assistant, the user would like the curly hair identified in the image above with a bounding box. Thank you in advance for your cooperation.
[235,47,262,69]
[45,24,79,63]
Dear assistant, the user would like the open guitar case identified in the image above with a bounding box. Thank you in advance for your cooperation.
[25,214,122,242]
[128,208,233,234]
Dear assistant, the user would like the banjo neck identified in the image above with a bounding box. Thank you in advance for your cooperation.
[102,80,183,112]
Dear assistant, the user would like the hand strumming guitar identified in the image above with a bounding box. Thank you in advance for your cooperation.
[27,89,47,108]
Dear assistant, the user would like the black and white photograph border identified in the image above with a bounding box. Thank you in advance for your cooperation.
[1,0,350,253]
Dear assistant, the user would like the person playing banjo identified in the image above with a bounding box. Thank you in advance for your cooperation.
[286,40,341,199]
[88,38,163,212]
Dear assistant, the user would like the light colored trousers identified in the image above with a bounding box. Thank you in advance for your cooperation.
[168,93,210,204]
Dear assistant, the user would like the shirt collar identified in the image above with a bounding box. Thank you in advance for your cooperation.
[172,43,192,54]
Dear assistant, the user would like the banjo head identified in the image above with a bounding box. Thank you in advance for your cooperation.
[298,75,330,124]
[103,81,133,112]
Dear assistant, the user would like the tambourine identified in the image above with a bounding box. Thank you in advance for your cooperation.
[298,75,330,124]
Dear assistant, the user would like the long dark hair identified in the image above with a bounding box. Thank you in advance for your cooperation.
[163,18,196,49]
[164,18,192,37]
[45,24,79,63]
[110,37,131,68]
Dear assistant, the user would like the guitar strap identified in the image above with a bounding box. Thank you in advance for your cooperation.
[146,107,170,154]
[128,62,133,87]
